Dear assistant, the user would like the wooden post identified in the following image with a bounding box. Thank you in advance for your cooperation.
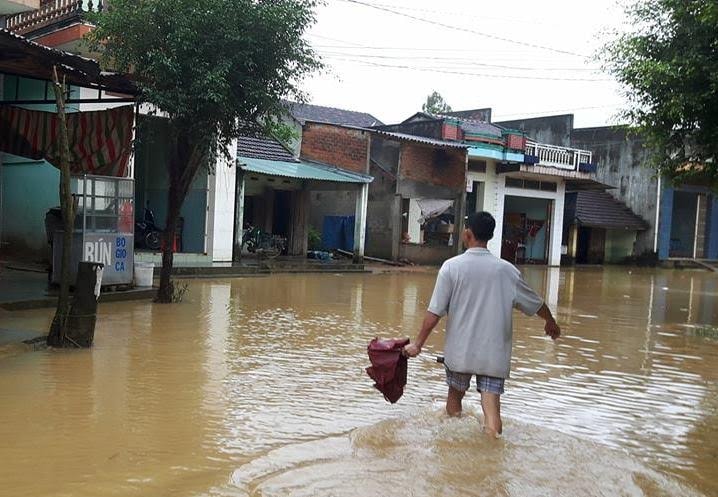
[453,192,466,255]
[353,183,369,264]
[232,169,245,262]
[288,188,309,256]
[47,66,75,347]
[64,261,104,348]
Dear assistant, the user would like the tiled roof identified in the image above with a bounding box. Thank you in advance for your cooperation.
[573,191,648,231]
[237,135,297,162]
[285,101,384,127]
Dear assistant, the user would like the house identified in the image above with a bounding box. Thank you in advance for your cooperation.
[573,126,718,264]
[282,101,384,156]
[235,131,372,262]
[501,114,718,265]
[376,111,603,266]
[299,121,468,265]
[0,18,136,260]
[563,190,648,264]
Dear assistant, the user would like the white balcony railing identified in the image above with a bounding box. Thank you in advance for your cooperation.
[525,141,592,171]
[6,0,104,36]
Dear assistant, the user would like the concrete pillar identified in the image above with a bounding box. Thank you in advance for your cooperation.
[407,199,422,243]
[548,181,566,266]
[232,170,245,262]
[353,183,369,263]
[205,147,236,262]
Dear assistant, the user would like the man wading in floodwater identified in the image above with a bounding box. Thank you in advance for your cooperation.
[403,212,561,436]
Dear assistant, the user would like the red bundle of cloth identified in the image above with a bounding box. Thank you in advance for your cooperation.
[365,337,410,404]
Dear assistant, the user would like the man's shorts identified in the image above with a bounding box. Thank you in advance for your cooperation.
[444,365,505,395]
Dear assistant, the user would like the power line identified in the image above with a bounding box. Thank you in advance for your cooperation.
[336,0,590,59]
[327,56,611,82]
[316,50,601,72]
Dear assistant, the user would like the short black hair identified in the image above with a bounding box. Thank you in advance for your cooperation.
[466,211,496,242]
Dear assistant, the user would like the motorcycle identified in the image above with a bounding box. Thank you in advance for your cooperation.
[135,204,162,251]
[242,225,286,259]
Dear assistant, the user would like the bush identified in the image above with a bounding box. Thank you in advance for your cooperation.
[308,227,322,251]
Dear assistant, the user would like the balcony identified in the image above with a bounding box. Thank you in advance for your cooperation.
[5,0,103,37]
[525,141,594,172]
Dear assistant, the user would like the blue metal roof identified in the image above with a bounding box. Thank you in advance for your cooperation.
[238,157,372,184]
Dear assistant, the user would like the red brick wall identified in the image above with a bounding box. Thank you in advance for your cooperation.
[399,143,466,191]
[300,123,369,174]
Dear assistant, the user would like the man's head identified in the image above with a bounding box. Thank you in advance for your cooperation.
[463,211,496,247]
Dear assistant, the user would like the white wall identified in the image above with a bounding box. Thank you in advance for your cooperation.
[205,140,237,262]
[407,198,422,243]
[467,161,505,257]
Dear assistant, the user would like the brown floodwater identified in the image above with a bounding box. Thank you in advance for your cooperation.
[0,267,717,497]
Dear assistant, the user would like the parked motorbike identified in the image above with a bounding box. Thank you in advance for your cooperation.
[135,204,162,251]
[242,225,286,259]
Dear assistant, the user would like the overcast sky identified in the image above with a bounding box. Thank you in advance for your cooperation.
[302,0,630,128]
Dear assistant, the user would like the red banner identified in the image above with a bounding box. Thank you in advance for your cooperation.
[0,105,134,177]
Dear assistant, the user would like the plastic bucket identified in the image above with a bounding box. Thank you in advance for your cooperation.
[134,262,155,287]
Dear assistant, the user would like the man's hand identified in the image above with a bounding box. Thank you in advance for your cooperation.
[544,319,561,340]
[403,343,422,358]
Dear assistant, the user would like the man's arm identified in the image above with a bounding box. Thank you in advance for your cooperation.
[537,303,561,340]
[403,311,441,357]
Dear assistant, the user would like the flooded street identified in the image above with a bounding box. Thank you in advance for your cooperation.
[1,267,717,497]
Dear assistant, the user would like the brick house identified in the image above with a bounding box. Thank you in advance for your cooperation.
[376,111,603,266]
[300,121,468,264]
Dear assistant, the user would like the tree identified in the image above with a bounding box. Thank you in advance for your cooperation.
[47,67,76,346]
[603,0,718,186]
[88,0,322,303]
[422,91,452,115]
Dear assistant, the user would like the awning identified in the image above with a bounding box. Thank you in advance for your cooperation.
[0,28,136,95]
[238,157,372,184]
[572,191,649,231]
[0,105,134,177]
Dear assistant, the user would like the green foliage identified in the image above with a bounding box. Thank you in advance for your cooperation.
[308,227,322,251]
[422,91,452,115]
[88,0,322,154]
[602,0,718,187]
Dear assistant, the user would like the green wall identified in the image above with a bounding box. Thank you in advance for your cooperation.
[0,76,80,262]
[605,230,637,263]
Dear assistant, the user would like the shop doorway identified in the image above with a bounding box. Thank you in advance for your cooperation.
[501,196,552,264]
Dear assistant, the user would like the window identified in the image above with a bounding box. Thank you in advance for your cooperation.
[505,177,558,192]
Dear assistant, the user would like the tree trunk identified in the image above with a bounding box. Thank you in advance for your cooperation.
[155,134,202,303]
[155,178,181,303]
[47,67,76,347]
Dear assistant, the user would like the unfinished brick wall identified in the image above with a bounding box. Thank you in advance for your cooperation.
[300,122,369,174]
[399,143,466,191]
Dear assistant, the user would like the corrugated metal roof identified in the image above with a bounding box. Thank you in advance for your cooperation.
[239,157,372,183]
[573,191,648,230]
[371,130,468,149]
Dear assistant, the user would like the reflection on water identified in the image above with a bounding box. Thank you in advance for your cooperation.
[0,267,716,497]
